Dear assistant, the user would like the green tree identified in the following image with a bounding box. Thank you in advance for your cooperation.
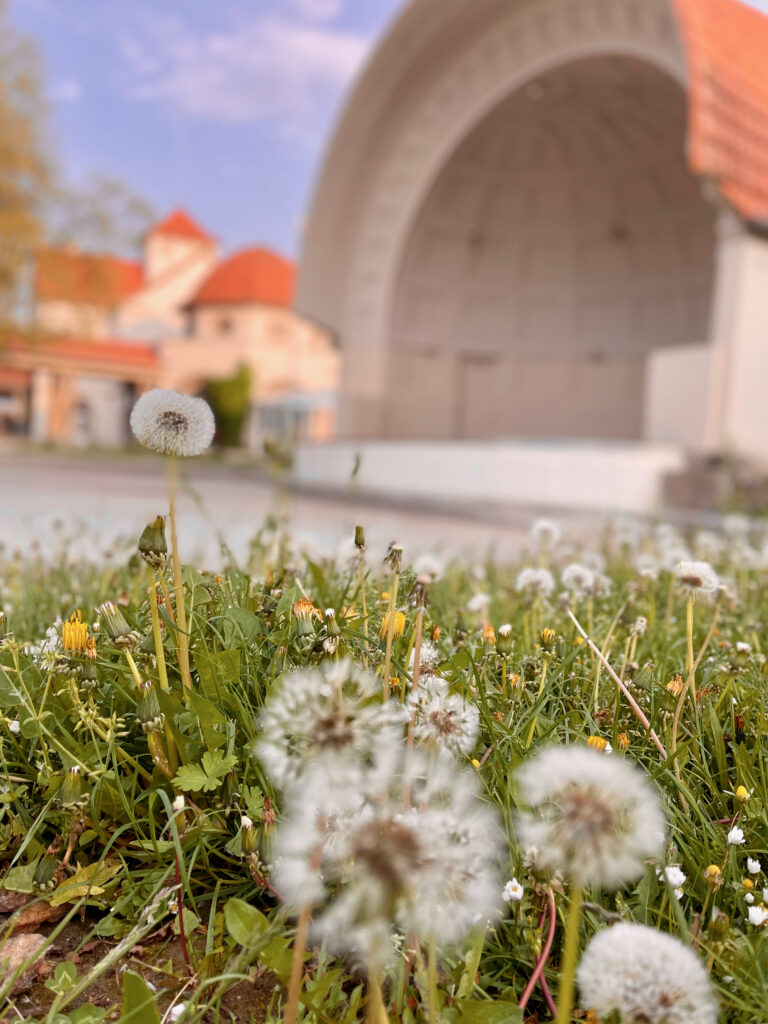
[0,0,50,319]
[206,364,253,448]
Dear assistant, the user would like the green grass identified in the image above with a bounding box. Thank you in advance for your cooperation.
[1,512,767,1022]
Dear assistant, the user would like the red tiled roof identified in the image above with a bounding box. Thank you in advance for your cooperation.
[3,336,158,371]
[35,249,143,306]
[149,208,214,243]
[188,247,295,307]
[674,0,768,225]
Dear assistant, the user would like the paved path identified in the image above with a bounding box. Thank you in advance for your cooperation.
[0,451,537,568]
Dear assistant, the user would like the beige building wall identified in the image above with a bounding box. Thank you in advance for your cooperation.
[118,238,219,338]
[161,303,339,402]
[35,300,115,339]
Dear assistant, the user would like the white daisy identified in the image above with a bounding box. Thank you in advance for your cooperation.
[747,857,761,875]
[130,388,215,457]
[503,878,524,902]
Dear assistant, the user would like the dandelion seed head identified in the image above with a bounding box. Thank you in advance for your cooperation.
[577,922,717,1024]
[561,564,595,597]
[675,561,720,601]
[415,692,479,758]
[516,568,555,597]
[531,518,561,546]
[130,389,215,457]
[515,745,666,889]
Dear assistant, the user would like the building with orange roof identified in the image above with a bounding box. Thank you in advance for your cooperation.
[298,0,768,479]
[2,208,338,447]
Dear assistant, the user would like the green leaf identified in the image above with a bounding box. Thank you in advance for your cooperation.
[45,961,77,995]
[224,897,270,947]
[188,689,228,752]
[69,1004,108,1024]
[0,669,21,708]
[2,861,36,893]
[120,970,161,1024]
[173,750,237,793]
[193,648,241,701]
[221,608,264,648]
[453,1001,523,1024]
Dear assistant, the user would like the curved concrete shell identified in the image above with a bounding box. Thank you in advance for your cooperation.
[298,0,768,461]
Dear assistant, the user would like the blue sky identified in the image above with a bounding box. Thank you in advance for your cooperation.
[11,0,403,257]
[11,0,768,260]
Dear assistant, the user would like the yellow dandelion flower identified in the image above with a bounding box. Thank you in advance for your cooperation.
[744,878,755,890]
[62,611,89,653]
[616,732,630,749]
[574,636,585,647]
[666,675,684,698]
[380,610,406,640]
[587,735,610,753]
[431,625,440,641]
[471,758,481,769]
[389,676,400,692]
[735,785,751,804]
[703,864,723,886]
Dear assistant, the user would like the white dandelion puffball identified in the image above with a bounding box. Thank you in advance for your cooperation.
[516,568,555,597]
[257,659,399,789]
[561,563,595,597]
[414,691,479,758]
[675,560,720,601]
[130,389,215,457]
[515,745,666,889]
[273,752,504,970]
[577,923,717,1024]
[531,518,561,546]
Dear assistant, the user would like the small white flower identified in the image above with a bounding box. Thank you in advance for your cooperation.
[745,892,755,904]
[172,795,186,813]
[736,641,751,654]
[130,388,215,457]
[763,887,768,903]
[169,1003,187,1022]
[503,878,524,902]
[748,905,768,927]
[727,826,745,845]
[664,866,687,888]
[747,857,761,875]
[8,720,20,735]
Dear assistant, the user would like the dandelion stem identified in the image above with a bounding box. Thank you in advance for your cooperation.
[382,571,400,701]
[427,935,439,1024]
[148,572,178,774]
[556,887,583,1024]
[285,904,312,1024]
[519,888,557,1014]
[166,456,193,698]
[525,655,550,749]
[367,969,390,1024]
[359,550,369,661]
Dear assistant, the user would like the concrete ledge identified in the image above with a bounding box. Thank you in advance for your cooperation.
[296,440,687,513]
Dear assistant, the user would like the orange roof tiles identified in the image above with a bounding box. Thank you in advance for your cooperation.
[674,0,768,225]
[35,249,143,306]
[188,247,295,307]
[149,208,214,243]
[4,336,158,370]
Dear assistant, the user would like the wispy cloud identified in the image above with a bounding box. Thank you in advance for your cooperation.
[290,0,345,22]
[118,12,370,142]
[50,78,81,103]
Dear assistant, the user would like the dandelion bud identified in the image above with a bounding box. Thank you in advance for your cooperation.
[617,732,630,749]
[292,597,318,638]
[431,625,440,642]
[666,675,684,697]
[354,525,366,551]
[735,785,751,804]
[97,602,139,650]
[384,542,403,574]
[33,852,59,892]
[325,608,341,638]
[241,815,258,857]
[138,515,168,567]
[58,766,88,810]
[703,864,723,886]
[539,627,556,652]
[137,680,164,733]
[496,624,513,657]
[709,908,730,942]
[482,623,496,647]
[261,795,276,830]
[632,661,654,691]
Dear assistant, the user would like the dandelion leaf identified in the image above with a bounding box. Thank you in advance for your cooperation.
[120,969,161,1024]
